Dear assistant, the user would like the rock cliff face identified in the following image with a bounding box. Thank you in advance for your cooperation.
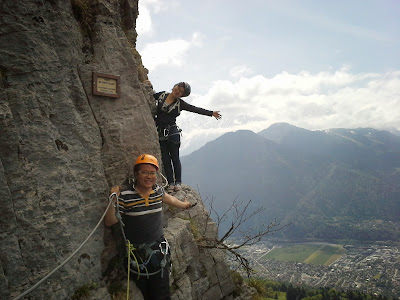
[0,1,245,299]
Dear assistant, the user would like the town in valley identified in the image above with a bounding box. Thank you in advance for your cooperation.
[227,241,400,298]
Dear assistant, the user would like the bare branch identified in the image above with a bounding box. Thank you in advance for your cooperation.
[197,195,288,276]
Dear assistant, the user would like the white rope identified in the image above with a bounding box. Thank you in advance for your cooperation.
[13,194,116,300]
[160,172,168,188]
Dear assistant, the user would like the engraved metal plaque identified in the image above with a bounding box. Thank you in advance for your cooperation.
[92,72,121,98]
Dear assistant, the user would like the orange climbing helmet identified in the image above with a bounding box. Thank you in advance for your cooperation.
[134,154,159,170]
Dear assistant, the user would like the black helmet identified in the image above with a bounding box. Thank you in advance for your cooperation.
[176,82,191,97]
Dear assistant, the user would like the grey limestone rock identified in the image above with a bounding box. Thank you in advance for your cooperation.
[0,1,246,299]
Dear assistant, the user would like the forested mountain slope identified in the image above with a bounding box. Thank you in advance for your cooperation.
[182,123,400,241]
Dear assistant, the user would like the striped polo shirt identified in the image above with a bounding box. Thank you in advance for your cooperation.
[118,183,165,244]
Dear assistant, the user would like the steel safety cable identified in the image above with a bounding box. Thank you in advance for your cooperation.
[13,194,115,300]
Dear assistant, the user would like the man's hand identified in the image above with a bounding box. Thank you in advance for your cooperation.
[213,111,222,120]
[182,198,192,209]
[110,185,120,196]
[164,193,193,209]
[105,186,120,227]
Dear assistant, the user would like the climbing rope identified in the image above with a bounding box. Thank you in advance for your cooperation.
[160,172,168,188]
[12,193,116,300]
[126,241,133,300]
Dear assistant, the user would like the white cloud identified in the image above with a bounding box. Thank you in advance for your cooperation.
[136,4,153,36]
[136,0,400,155]
[139,0,170,13]
[137,0,175,37]
[191,32,204,47]
[230,65,254,78]
[140,33,203,71]
[182,68,400,154]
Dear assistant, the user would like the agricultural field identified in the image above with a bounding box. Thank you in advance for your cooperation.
[261,243,345,265]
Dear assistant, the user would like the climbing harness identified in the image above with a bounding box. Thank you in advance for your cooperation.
[12,194,115,300]
[155,91,182,139]
[124,237,171,299]
[125,238,170,279]
[157,124,182,141]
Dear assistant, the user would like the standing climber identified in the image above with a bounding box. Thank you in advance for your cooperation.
[144,80,221,192]
[104,154,191,300]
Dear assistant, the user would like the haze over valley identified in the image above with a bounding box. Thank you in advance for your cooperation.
[182,123,400,243]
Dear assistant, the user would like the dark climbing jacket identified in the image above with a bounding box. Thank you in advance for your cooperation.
[154,91,213,130]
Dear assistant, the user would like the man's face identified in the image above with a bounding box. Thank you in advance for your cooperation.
[136,164,157,189]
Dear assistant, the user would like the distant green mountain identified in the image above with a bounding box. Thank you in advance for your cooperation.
[181,123,400,242]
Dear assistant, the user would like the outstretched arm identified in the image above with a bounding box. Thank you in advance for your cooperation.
[163,193,191,209]
[180,100,222,119]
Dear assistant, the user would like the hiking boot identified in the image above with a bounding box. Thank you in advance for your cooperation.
[174,183,182,191]
[167,184,175,193]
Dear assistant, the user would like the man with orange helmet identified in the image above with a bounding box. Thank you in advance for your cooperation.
[105,154,191,300]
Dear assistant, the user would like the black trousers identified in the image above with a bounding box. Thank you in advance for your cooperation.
[159,139,181,185]
[133,265,171,300]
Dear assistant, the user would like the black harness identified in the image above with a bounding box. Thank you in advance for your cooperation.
[125,237,171,279]
[155,92,182,142]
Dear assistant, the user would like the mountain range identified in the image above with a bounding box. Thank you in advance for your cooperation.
[181,123,400,242]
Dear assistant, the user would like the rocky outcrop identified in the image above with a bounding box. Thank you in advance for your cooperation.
[102,185,241,300]
[0,1,246,299]
[165,187,236,300]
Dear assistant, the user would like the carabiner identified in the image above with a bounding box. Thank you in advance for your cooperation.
[159,240,169,255]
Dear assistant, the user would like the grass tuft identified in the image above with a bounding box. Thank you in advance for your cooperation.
[71,0,95,37]
[71,282,98,300]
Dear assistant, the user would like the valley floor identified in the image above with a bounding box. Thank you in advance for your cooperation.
[228,241,400,298]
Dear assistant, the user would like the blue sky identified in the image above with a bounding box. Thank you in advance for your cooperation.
[136,0,400,155]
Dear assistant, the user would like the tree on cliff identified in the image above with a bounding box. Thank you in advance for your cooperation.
[196,196,286,276]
